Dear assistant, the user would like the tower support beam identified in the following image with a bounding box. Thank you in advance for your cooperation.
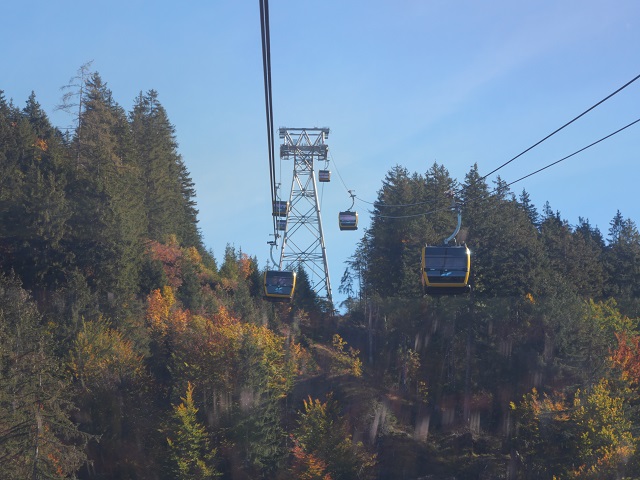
[278,127,332,304]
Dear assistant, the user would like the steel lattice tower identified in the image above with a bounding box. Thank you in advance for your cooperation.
[277,127,332,304]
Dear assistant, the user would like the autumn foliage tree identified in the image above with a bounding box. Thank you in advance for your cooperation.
[291,395,376,480]
[166,382,220,479]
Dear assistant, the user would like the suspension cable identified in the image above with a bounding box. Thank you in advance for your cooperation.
[352,73,640,210]
[259,0,278,239]
[374,117,640,219]
[478,73,640,183]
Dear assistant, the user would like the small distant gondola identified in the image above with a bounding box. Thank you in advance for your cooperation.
[318,170,331,182]
[272,200,289,217]
[263,270,297,302]
[421,244,471,294]
[339,211,358,231]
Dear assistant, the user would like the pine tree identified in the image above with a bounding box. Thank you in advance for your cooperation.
[605,211,640,314]
[0,274,89,478]
[518,188,540,228]
[167,382,219,479]
[131,90,201,248]
[292,395,376,480]
[0,92,72,291]
[65,73,146,303]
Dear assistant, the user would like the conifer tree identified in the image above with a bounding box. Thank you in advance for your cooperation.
[131,90,201,248]
[66,73,146,302]
[518,188,540,228]
[605,211,640,314]
[292,395,375,480]
[0,274,89,478]
[167,382,219,479]
[0,93,71,291]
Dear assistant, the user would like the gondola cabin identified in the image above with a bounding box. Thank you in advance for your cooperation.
[276,219,287,231]
[339,211,358,231]
[421,244,471,294]
[318,170,331,182]
[263,270,297,302]
[272,201,289,217]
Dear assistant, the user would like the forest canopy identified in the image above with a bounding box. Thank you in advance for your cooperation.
[1,72,640,479]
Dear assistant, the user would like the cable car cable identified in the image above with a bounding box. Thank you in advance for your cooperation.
[328,151,355,197]
[258,0,298,301]
[504,116,640,189]
[464,72,640,189]
[259,0,279,240]
[374,116,640,219]
[340,73,640,211]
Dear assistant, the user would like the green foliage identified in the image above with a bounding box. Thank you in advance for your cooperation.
[131,90,202,249]
[167,382,220,479]
[292,395,376,480]
[0,274,90,478]
[330,334,363,377]
[512,380,635,479]
[364,164,450,297]
[293,265,322,315]
[3,77,640,479]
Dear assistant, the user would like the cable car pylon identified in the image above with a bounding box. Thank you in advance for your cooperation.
[277,127,332,305]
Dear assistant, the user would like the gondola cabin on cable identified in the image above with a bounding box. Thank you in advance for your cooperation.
[420,191,471,294]
[272,200,289,217]
[318,170,331,182]
[263,270,297,302]
[339,211,358,231]
[421,244,471,294]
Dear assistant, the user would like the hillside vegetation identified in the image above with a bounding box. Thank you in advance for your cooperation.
[1,75,640,479]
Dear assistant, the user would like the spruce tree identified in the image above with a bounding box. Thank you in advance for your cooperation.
[0,274,89,477]
[131,90,201,248]
[66,73,146,303]
[605,211,640,314]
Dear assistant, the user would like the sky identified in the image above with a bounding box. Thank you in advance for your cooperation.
[2,0,639,306]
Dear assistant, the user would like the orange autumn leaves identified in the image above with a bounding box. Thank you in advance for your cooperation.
[145,285,305,399]
[147,235,217,290]
[147,286,188,336]
[69,318,144,391]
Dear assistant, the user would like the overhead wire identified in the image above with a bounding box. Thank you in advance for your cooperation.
[258,7,638,230]
[328,152,351,194]
[478,72,640,182]
[328,151,358,208]
[259,0,278,239]
[504,116,640,189]
[349,72,640,211]
[374,116,640,219]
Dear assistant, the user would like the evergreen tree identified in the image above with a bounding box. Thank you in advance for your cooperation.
[66,72,146,303]
[167,382,219,479]
[293,266,321,314]
[365,164,451,297]
[462,169,545,297]
[605,211,640,314]
[518,188,540,228]
[0,274,89,478]
[0,92,72,291]
[292,395,376,480]
[131,90,201,248]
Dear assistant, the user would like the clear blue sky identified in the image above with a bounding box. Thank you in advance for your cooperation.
[2,1,639,305]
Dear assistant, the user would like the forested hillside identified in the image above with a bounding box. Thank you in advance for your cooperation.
[1,75,640,479]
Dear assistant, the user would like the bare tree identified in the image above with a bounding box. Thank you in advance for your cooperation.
[56,61,93,164]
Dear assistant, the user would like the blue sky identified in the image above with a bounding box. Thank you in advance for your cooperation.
[2,1,639,305]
